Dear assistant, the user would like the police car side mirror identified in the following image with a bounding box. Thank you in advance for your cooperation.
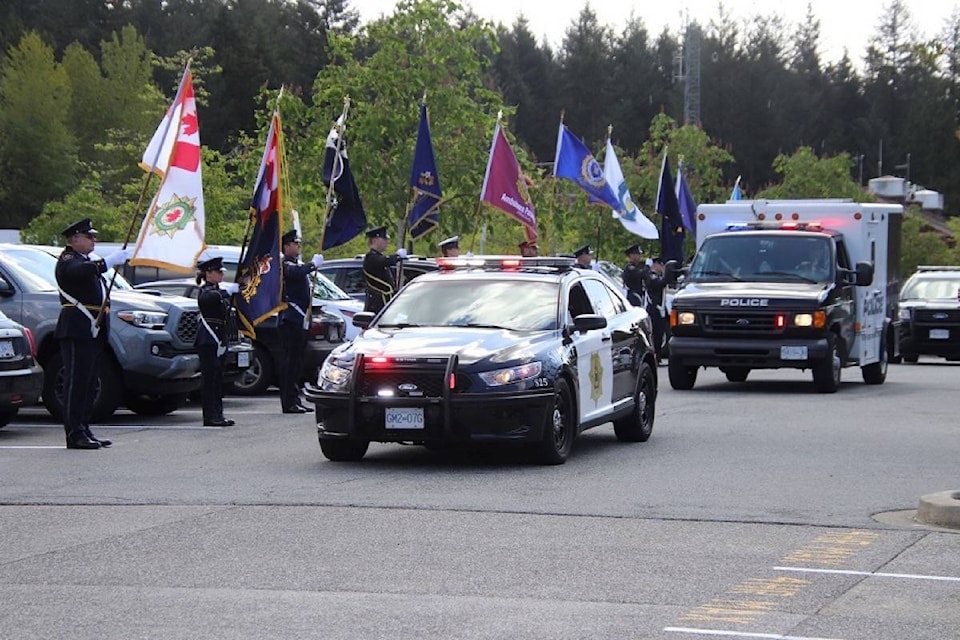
[572,314,607,333]
[352,311,375,329]
[664,260,682,286]
[853,261,874,286]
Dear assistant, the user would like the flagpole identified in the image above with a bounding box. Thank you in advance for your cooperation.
[470,110,503,254]
[318,97,351,253]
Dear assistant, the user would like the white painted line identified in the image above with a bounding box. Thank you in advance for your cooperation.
[664,627,843,640]
[774,566,960,583]
[10,425,223,431]
[0,445,67,449]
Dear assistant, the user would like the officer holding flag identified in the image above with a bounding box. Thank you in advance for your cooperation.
[279,229,324,414]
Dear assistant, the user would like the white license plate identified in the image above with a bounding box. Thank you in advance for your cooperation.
[0,340,14,358]
[929,328,950,340]
[781,345,808,360]
[237,351,250,367]
[385,407,424,430]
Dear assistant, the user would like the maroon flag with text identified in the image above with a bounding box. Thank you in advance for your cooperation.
[479,122,537,240]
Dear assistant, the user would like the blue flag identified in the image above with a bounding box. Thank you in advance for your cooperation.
[236,113,285,335]
[407,101,442,239]
[553,124,619,209]
[731,175,743,200]
[321,118,367,250]
[676,162,697,234]
[656,153,685,263]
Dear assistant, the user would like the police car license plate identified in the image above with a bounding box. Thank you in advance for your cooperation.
[930,328,949,340]
[385,407,424,430]
[238,351,250,367]
[781,346,808,360]
[0,340,13,358]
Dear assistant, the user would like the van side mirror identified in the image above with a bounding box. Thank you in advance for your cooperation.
[854,261,874,286]
[664,260,683,286]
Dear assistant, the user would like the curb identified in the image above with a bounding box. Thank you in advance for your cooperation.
[917,490,960,529]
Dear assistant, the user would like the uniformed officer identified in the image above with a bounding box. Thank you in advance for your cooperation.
[572,245,595,270]
[55,218,130,449]
[279,229,324,414]
[438,235,460,258]
[643,256,668,361]
[362,225,407,313]
[519,240,539,257]
[622,244,646,307]
[196,257,238,426]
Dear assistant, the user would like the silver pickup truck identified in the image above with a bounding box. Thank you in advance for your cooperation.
[0,244,252,420]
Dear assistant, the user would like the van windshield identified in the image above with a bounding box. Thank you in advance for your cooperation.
[689,234,834,283]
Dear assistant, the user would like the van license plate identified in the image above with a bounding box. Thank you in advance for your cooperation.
[781,346,808,360]
[385,407,424,430]
[930,328,949,340]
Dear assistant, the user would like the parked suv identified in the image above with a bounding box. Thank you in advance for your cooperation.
[0,309,43,428]
[0,244,252,419]
[317,255,438,304]
[897,265,960,362]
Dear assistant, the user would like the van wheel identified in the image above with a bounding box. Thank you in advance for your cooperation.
[42,352,122,421]
[723,367,750,382]
[228,343,273,395]
[812,334,841,393]
[613,362,655,442]
[668,358,697,390]
[861,335,888,385]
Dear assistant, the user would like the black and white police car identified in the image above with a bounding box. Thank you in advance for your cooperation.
[305,256,658,464]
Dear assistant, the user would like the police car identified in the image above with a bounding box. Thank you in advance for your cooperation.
[305,256,658,464]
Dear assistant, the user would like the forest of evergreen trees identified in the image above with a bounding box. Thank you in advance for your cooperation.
[1,0,959,261]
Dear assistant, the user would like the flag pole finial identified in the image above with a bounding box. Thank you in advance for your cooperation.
[607,124,613,139]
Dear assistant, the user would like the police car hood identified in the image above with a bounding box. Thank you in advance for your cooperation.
[351,327,550,367]
[675,281,830,307]
[899,299,960,310]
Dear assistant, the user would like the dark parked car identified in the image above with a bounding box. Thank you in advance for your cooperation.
[897,265,960,362]
[317,255,438,304]
[0,309,43,428]
[136,277,347,394]
[306,255,658,464]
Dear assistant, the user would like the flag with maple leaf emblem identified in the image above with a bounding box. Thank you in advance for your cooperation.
[130,68,206,273]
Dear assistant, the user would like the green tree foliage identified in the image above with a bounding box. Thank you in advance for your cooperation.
[757,147,870,200]
[0,31,77,227]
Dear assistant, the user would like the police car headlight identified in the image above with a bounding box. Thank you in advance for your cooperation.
[117,310,167,330]
[319,357,352,387]
[478,361,542,387]
[898,307,911,321]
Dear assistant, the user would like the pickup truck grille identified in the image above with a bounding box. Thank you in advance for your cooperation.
[176,311,199,344]
[704,312,778,333]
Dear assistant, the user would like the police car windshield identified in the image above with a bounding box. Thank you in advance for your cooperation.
[901,277,960,300]
[690,235,833,283]
[377,279,560,331]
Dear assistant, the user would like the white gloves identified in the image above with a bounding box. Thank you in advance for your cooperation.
[311,253,324,268]
[104,248,131,269]
[219,282,240,295]
[396,248,408,259]
[645,258,654,267]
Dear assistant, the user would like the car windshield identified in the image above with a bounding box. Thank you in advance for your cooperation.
[312,272,352,301]
[377,279,560,331]
[690,235,833,283]
[0,247,59,292]
[901,276,960,300]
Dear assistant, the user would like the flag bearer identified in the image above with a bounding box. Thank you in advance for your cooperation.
[362,226,407,314]
[196,257,237,427]
[279,229,324,414]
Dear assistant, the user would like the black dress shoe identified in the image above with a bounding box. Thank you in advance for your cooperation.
[203,418,235,426]
[66,434,101,450]
[282,405,309,414]
[85,429,112,447]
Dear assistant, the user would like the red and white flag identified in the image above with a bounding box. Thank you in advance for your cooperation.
[130,68,205,272]
[479,121,537,241]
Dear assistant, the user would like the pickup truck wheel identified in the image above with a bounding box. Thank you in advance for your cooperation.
[124,392,189,416]
[613,361,655,443]
[0,409,15,428]
[228,343,273,395]
[319,437,369,462]
[723,367,750,383]
[668,358,697,390]
[812,334,841,393]
[42,352,122,422]
[902,351,919,363]
[530,378,574,464]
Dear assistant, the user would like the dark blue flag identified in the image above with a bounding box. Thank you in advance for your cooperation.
[656,153,686,263]
[321,118,367,250]
[553,124,619,209]
[236,113,285,336]
[676,162,697,234]
[407,101,442,239]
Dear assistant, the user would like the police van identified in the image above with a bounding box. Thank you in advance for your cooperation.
[665,199,902,392]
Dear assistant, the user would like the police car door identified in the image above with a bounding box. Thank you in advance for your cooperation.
[567,280,615,424]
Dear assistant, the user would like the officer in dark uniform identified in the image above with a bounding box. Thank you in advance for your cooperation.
[643,256,668,361]
[622,244,646,307]
[279,229,324,414]
[195,257,237,427]
[572,245,594,270]
[362,225,406,314]
[438,235,460,258]
[55,218,129,449]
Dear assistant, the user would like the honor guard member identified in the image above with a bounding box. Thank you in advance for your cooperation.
[519,240,539,257]
[362,225,407,314]
[438,235,460,258]
[279,229,324,414]
[622,244,646,307]
[55,218,130,449]
[196,257,238,427]
[643,256,668,361]
[572,245,595,270]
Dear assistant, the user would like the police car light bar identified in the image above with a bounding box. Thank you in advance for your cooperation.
[436,256,576,271]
